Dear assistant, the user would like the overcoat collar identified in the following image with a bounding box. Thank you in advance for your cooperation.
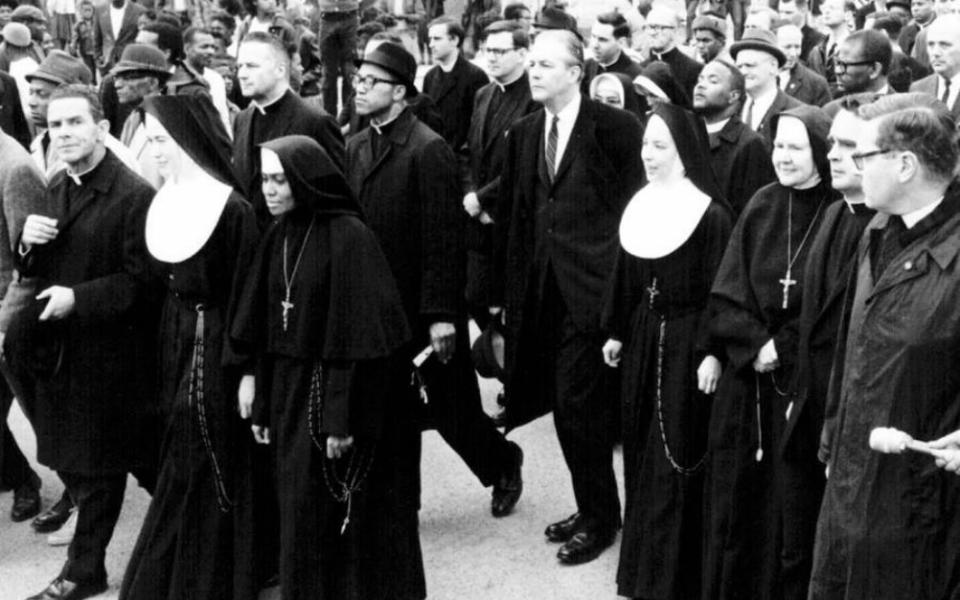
[358,107,417,183]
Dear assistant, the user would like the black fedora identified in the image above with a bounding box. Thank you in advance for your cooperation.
[355,42,417,97]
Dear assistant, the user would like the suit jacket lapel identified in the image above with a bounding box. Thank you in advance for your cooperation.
[551,100,592,187]
[120,3,138,37]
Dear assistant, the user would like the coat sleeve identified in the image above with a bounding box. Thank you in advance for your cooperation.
[729,137,776,216]
[310,112,346,175]
[490,120,522,307]
[72,185,153,321]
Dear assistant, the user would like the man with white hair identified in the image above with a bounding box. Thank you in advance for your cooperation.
[779,24,832,106]
[909,13,960,117]
[640,4,703,98]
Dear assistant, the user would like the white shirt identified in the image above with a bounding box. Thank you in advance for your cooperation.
[741,85,778,131]
[705,118,730,134]
[902,195,944,229]
[937,73,960,110]
[110,3,125,39]
[543,92,582,171]
[201,67,233,138]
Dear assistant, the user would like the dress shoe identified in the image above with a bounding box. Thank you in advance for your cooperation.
[491,442,523,517]
[11,474,41,522]
[25,576,107,600]
[556,527,617,566]
[544,512,584,543]
[33,492,75,533]
[47,510,77,546]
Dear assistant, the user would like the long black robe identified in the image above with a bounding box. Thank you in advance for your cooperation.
[606,201,732,600]
[120,193,259,600]
[231,136,417,600]
[703,179,838,600]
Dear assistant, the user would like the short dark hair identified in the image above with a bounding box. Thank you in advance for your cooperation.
[862,96,959,182]
[504,2,529,20]
[240,30,291,64]
[48,84,104,122]
[482,19,530,48]
[0,0,18,9]
[143,20,185,61]
[428,16,465,46]
[183,26,213,46]
[713,58,745,101]
[369,31,404,46]
[596,11,631,39]
[871,12,903,39]
[844,29,892,75]
[210,11,237,31]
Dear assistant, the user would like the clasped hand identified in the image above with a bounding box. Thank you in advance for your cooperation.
[753,339,779,373]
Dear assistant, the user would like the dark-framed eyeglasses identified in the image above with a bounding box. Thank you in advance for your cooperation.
[851,147,892,169]
[351,73,400,91]
[835,59,875,73]
[485,47,516,57]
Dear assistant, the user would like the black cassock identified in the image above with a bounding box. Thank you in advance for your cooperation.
[232,136,416,600]
[121,193,260,600]
[704,179,837,600]
[604,200,732,600]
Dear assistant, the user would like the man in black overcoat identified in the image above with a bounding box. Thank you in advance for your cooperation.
[493,30,645,565]
[347,43,524,520]
[0,69,33,148]
[641,5,703,100]
[233,32,344,226]
[461,20,538,327]
[9,85,159,600]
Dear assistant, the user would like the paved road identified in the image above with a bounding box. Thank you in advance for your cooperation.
[0,374,626,600]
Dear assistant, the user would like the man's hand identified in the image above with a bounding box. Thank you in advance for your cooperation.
[479,211,494,225]
[237,375,255,419]
[697,355,722,394]
[929,430,960,474]
[36,286,75,321]
[252,425,270,445]
[21,215,59,249]
[463,192,482,218]
[326,435,354,459]
[753,339,779,373]
[429,322,456,364]
[602,339,622,367]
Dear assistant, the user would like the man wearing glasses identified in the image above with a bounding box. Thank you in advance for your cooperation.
[810,92,960,600]
[640,5,702,99]
[832,29,893,99]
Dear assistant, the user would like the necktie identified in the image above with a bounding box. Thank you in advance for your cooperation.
[743,98,755,130]
[942,78,952,107]
[546,115,559,181]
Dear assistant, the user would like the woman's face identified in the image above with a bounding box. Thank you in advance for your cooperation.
[641,114,681,182]
[143,113,183,181]
[592,77,624,109]
[260,148,294,216]
[772,116,819,189]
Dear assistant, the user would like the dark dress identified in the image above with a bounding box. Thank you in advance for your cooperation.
[120,193,259,600]
[606,201,732,600]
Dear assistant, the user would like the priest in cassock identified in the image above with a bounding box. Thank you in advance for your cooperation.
[703,104,838,600]
[810,96,960,600]
[231,135,418,600]
[601,103,732,600]
[778,96,877,600]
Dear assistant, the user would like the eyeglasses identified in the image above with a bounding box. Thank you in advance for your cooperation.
[851,147,892,169]
[485,47,516,57]
[646,24,676,31]
[351,74,400,91]
[835,59,875,73]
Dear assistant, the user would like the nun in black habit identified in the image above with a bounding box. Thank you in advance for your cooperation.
[230,135,420,600]
[702,105,839,600]
[601,103,733,600]
[119,94,261,600]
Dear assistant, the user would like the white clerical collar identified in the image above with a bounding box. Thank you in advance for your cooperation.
[65,158,102,186]
[545,91,582,125]
[705,118,730,134]
[252,90,287,115]
[598,49,622,69]
[844,197,865,213]
[370,110,403,135]
[902,195,944,228]
[493,70,524,92]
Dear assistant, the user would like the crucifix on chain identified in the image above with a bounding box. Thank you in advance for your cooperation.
[647,277,660,309]
[779,271,797,309]
[281,295,294,331]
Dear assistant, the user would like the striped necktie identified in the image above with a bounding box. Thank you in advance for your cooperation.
[546,115,559,181]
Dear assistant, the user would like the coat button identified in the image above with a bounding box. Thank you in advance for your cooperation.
[904,261,913,270]
[168,274,174,280]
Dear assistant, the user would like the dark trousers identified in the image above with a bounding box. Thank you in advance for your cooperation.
[777,451,826,600]
[0,378,37,490]
[538,274,620,531]
[319,11,358,116]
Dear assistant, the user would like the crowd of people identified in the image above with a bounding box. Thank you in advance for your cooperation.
[1,0,960,599]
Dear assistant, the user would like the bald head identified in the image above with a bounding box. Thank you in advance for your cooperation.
[778,25,803,68]
[927,14,960,78]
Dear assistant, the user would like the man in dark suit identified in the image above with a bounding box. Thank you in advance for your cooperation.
[347,42,525,521]
[232,32,344,226]
[778,0,827,66]
[92,0,146,76]
[422,16,489,154]
[581,11,642,91]
[0,70,32,148]
[641,5,702,99]
[779,25,833,107]
[494,30,644,566]
[461,20,538,327]
[899,0,936,56]
[732,28,803,146]
[14,84,158,600]
[909,14,960,118]
[693,59,776,215]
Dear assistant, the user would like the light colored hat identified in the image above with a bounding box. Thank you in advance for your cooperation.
[1,22,32,48]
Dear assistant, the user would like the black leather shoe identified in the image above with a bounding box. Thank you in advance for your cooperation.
[25,576,108,600]
[11,475,41,522]
[491,442,523,517]
[32,492,74,533]
[556,527,616,565]
[544,513,583,543]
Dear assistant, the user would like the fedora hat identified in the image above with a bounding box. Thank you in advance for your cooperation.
[471,322,505,382]
[111,44,171,79]
[730,28,787,67]
[355,41,417,97]
[27,50,93,85]
[1,22,31,48]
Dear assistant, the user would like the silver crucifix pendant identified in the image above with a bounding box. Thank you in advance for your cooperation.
[779,273,797,309]
[281,299,293,331]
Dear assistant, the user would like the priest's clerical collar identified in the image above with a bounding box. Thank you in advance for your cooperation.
[598,48,623,69]
[494,70,525,93]
[844,197,870,215]
[65,151,106,187]
[705,118,730,134]
[252,88,289,115]
[649,46,675,61]
[902,194,944,229]
[370,110,403,136]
